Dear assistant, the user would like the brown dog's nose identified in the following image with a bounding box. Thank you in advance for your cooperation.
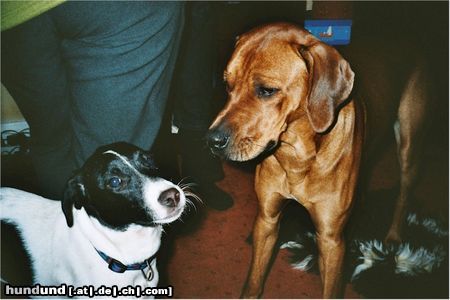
[158,188,180,208]
[206,128,230,152]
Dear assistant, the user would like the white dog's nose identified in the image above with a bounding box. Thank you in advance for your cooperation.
[158,188,180,208]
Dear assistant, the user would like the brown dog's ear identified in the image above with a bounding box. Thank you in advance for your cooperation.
[298,41,354,133]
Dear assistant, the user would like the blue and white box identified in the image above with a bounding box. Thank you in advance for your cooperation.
[304,19,352,45]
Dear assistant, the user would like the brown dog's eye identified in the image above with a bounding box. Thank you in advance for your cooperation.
[256,86,279,98]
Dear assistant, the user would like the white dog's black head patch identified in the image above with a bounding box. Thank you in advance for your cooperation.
[62,142,186,230]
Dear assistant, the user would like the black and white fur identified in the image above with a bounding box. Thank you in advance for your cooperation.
[278,197,449,298]
[1,142,191,296]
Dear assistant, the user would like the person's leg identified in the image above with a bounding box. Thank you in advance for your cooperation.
[2,2,184,199]
[51,1,184,167]
[173,2,216,133]
[2,12,76,199]
[172,2,233,210]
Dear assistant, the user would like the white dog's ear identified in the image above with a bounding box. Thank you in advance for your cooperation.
[62,174,86,227]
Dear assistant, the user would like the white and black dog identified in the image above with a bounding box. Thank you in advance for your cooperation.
[1,142,193,297]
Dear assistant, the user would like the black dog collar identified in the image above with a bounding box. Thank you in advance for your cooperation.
[95,248,157,280]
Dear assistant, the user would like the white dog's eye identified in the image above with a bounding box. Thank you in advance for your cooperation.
[108,177,122,189]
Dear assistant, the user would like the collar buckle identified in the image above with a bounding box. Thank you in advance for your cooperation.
[107,258,128,273]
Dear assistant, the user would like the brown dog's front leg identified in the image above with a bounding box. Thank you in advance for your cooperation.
[241,202,284,298]
[309,203,350,299]
[316,231,345,298]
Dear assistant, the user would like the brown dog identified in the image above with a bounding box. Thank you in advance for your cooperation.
[206,23,429,298]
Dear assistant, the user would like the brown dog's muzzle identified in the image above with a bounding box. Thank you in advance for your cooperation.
[206,123,231,157]
[206,122,278,160]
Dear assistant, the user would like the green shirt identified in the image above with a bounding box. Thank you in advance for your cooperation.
[1,0,65,31]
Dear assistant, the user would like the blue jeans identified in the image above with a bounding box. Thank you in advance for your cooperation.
[1,1,184,198]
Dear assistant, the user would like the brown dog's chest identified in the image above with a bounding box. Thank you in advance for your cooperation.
[257,101,363,208]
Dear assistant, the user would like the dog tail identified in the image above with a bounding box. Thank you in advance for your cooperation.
[280,231,319,273]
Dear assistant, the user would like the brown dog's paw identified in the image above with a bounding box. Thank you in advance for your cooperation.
[240,285,262,299]
[384,229,402,245]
